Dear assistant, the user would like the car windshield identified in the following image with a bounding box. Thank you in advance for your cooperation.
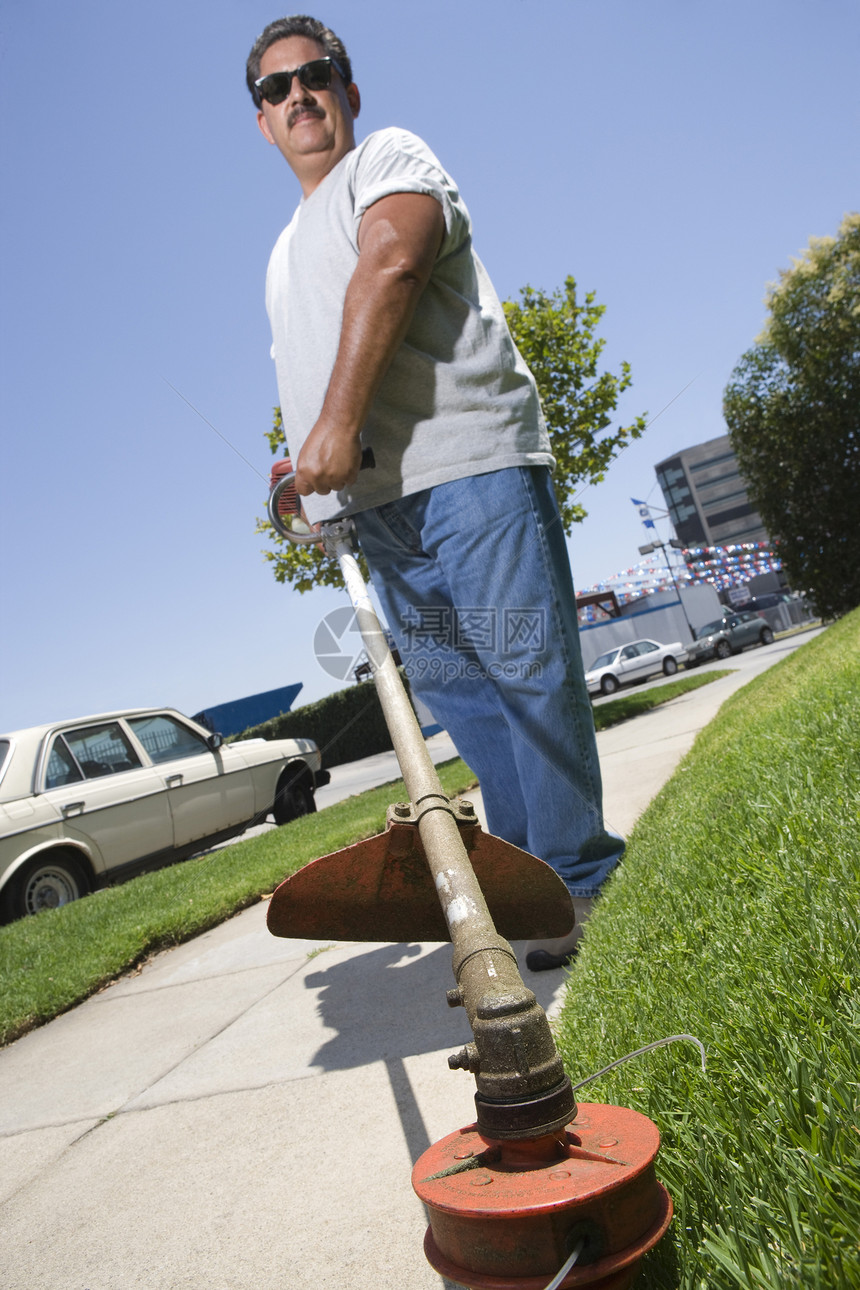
[696,621,723,639]
[589,649,619,670]
[0,739,9,778]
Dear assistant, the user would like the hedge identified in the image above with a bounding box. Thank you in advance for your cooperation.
[233,677,410,767]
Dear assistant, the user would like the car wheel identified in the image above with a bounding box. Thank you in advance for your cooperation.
[760,627,774,645]
[715,639,732,660]
[600,674,620,696]
[273,768,317,825]
[1,852,91,922]
[662,657,678,676]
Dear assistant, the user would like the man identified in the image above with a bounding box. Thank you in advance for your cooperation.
[247,15,623,969]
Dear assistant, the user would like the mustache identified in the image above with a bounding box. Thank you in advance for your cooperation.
[288,103,326,128]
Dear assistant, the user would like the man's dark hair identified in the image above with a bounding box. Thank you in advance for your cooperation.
[246,15,353,107]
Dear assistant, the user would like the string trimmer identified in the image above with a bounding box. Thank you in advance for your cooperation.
[266,458,672,1289]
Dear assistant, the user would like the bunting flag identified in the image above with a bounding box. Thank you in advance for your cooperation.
[575,539,783,622]
[680,542,782,588]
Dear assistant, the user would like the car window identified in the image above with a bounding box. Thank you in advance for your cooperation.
[621,645,639,660]
[638,641,658,654]
[0,737,15,791]
[63,723,143,779]
[44,737,85,789]
[697,621,722,638]
[128,714,209,764]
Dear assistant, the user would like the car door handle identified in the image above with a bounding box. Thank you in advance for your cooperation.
[166,774,183,789]
[61,802,85,817]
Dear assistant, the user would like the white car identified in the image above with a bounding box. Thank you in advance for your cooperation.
[584,638,687,697]
[0,708,329,921]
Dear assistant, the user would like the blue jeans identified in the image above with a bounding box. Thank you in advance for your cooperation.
[353,467,624,897]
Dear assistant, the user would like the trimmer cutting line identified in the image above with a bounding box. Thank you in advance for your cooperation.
[266,458,672,1289]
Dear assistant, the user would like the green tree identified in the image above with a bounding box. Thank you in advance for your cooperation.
[723,213,860,619]
[502,276,645,529]
[259,274,645,591]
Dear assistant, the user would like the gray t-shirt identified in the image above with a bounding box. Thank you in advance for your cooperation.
[266,127,553,524]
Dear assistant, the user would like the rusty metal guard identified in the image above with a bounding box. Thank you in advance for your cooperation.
[267,802,576,943]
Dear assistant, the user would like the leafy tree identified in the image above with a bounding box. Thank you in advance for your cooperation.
[259,274,645,591]
[502,276,645,529]
[723,213,860,619]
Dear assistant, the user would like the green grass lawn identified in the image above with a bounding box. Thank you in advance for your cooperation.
[591,669,732,731]
[554,610,859,1288]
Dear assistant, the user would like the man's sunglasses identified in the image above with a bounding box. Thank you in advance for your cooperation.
[255,57,345,106]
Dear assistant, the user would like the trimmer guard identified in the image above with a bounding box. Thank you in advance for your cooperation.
[267,807,575,943]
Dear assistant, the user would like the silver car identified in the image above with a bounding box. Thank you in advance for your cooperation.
[0,708,328,921]
[584,638,687,697]
[685,610,774,665]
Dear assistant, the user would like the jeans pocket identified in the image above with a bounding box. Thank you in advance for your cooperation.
[369,497,428,554]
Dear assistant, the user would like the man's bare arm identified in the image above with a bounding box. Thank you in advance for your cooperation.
[294,191,445,496]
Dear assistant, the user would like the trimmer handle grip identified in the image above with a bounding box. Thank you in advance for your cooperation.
[267,447,375,543]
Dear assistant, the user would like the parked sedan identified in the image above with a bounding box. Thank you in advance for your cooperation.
[584,638,688,697]
[0,708,329,921]
[685,610,775,666]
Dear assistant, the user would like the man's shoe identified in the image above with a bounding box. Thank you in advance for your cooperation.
[525,898,594,971]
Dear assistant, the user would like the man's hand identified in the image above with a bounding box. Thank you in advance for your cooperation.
[294,421,363,496]
[294,191,444,497]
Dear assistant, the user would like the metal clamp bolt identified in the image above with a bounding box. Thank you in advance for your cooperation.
[448,1043,480,1073]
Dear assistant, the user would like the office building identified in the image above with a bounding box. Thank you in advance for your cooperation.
[654,433,769,547]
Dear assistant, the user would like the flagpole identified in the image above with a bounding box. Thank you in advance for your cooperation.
[631,499,697,642]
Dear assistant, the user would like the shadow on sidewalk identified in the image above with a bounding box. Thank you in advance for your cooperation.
[305,942,564,1076]
[305,940,565,1290]
[304,941,566,1152]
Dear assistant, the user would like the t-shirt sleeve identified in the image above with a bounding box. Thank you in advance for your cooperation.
[350,128,470,259]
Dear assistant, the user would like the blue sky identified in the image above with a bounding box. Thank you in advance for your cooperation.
[1,0,857,731]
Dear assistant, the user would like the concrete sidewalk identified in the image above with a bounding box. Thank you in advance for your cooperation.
[0,634,821,1289]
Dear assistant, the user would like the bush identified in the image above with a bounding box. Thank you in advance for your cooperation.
[235,679,405,767]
